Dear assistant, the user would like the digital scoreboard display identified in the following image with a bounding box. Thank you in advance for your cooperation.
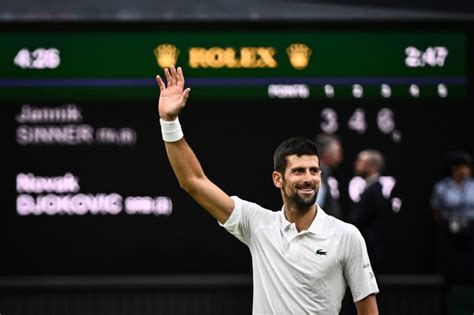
[1,22,473,276]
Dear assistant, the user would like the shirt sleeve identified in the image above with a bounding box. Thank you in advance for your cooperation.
[430,181,444,210]
[343,225,380,302]
[218,196,265,246]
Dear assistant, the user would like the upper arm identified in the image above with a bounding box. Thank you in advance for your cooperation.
[430,181,444,210]
[355,294,378,315]
[343,226,379,302]
[164,139,235,224]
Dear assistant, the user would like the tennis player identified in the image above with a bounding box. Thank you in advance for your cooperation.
[156,65,379,315]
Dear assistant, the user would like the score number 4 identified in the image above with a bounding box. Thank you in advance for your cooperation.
[14,48,61,69]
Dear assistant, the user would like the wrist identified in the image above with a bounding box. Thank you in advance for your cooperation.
[160,117,184,142]
[160,114,177,122]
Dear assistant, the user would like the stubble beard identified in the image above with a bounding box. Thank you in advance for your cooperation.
[288,185,319,211]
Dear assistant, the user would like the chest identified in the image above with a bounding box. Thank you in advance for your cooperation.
[440,183,474,208]
[252,225,341,278]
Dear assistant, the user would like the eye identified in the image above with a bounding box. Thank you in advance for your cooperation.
[293,168,304,174]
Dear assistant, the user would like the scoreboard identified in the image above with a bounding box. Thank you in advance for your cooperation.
[1,21,473,276]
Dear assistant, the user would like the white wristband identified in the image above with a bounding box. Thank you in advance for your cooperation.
[160,117,184,142]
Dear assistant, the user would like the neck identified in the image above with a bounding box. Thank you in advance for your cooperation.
[365,172,379,182]
[284,204,317,232]
[452,174,465,184]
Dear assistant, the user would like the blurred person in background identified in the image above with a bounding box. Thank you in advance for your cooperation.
[430,150,474,285]
[314,133,344,219]
[348,149,392,274]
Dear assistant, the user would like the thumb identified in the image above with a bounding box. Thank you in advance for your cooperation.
[180,88,191,104]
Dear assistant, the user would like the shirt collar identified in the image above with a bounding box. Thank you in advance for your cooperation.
[365,173,380,188]
[448,176,472,187]
[279,205,329,239]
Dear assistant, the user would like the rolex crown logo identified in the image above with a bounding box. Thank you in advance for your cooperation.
[154,44,180,68]
[287,43,312,70]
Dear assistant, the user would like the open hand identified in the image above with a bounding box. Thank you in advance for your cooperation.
[156,65,191,121]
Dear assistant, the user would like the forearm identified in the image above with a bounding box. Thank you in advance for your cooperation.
[433,208,443,224]
[164,137,206,190]
[156,65,234,223]
[355,294,378,315]
[357,309,378,315]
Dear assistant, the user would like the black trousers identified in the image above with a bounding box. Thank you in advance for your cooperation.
[435,223,474,285]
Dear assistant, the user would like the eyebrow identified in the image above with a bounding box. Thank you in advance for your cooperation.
[291,166,321,172]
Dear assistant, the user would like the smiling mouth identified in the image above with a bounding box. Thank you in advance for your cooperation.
[297,187,315,194]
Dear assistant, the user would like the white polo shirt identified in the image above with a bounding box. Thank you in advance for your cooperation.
[221,196,379,315]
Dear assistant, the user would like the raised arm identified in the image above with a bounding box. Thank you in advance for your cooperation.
[156,65,234,224]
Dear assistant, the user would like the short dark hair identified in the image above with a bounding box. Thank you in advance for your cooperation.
[273,137,319,173]
[446,150,472,169]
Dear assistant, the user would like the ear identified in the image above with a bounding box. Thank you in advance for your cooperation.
[272,171,283,188]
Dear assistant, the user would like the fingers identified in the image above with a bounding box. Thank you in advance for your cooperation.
[179,88,191,104]
[183,87,191,98]
[164,67,172,87]
[160,65,185,89]
[177,66,185,88]
[156,75,166,91]
[170,65,178,86]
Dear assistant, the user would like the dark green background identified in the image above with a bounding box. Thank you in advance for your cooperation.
[0,27,467,100]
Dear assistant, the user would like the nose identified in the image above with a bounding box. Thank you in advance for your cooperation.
[303,169,318,182]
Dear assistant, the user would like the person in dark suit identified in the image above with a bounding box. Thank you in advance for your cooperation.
[348,149,392,274]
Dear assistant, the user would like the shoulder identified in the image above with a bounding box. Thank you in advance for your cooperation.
[325,216,367,260]
[222,196,279,244]
[438,177,452,186]
[433,177,451,192]
[325,214,362,240]
[464,179,474,193]
[232,196,275,211]
[231,196,279,220]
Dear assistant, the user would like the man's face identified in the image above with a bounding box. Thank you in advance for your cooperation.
[279,155,321,207]
[354,152,370,178]
[328,141,343,167]
[453,164,472,180]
